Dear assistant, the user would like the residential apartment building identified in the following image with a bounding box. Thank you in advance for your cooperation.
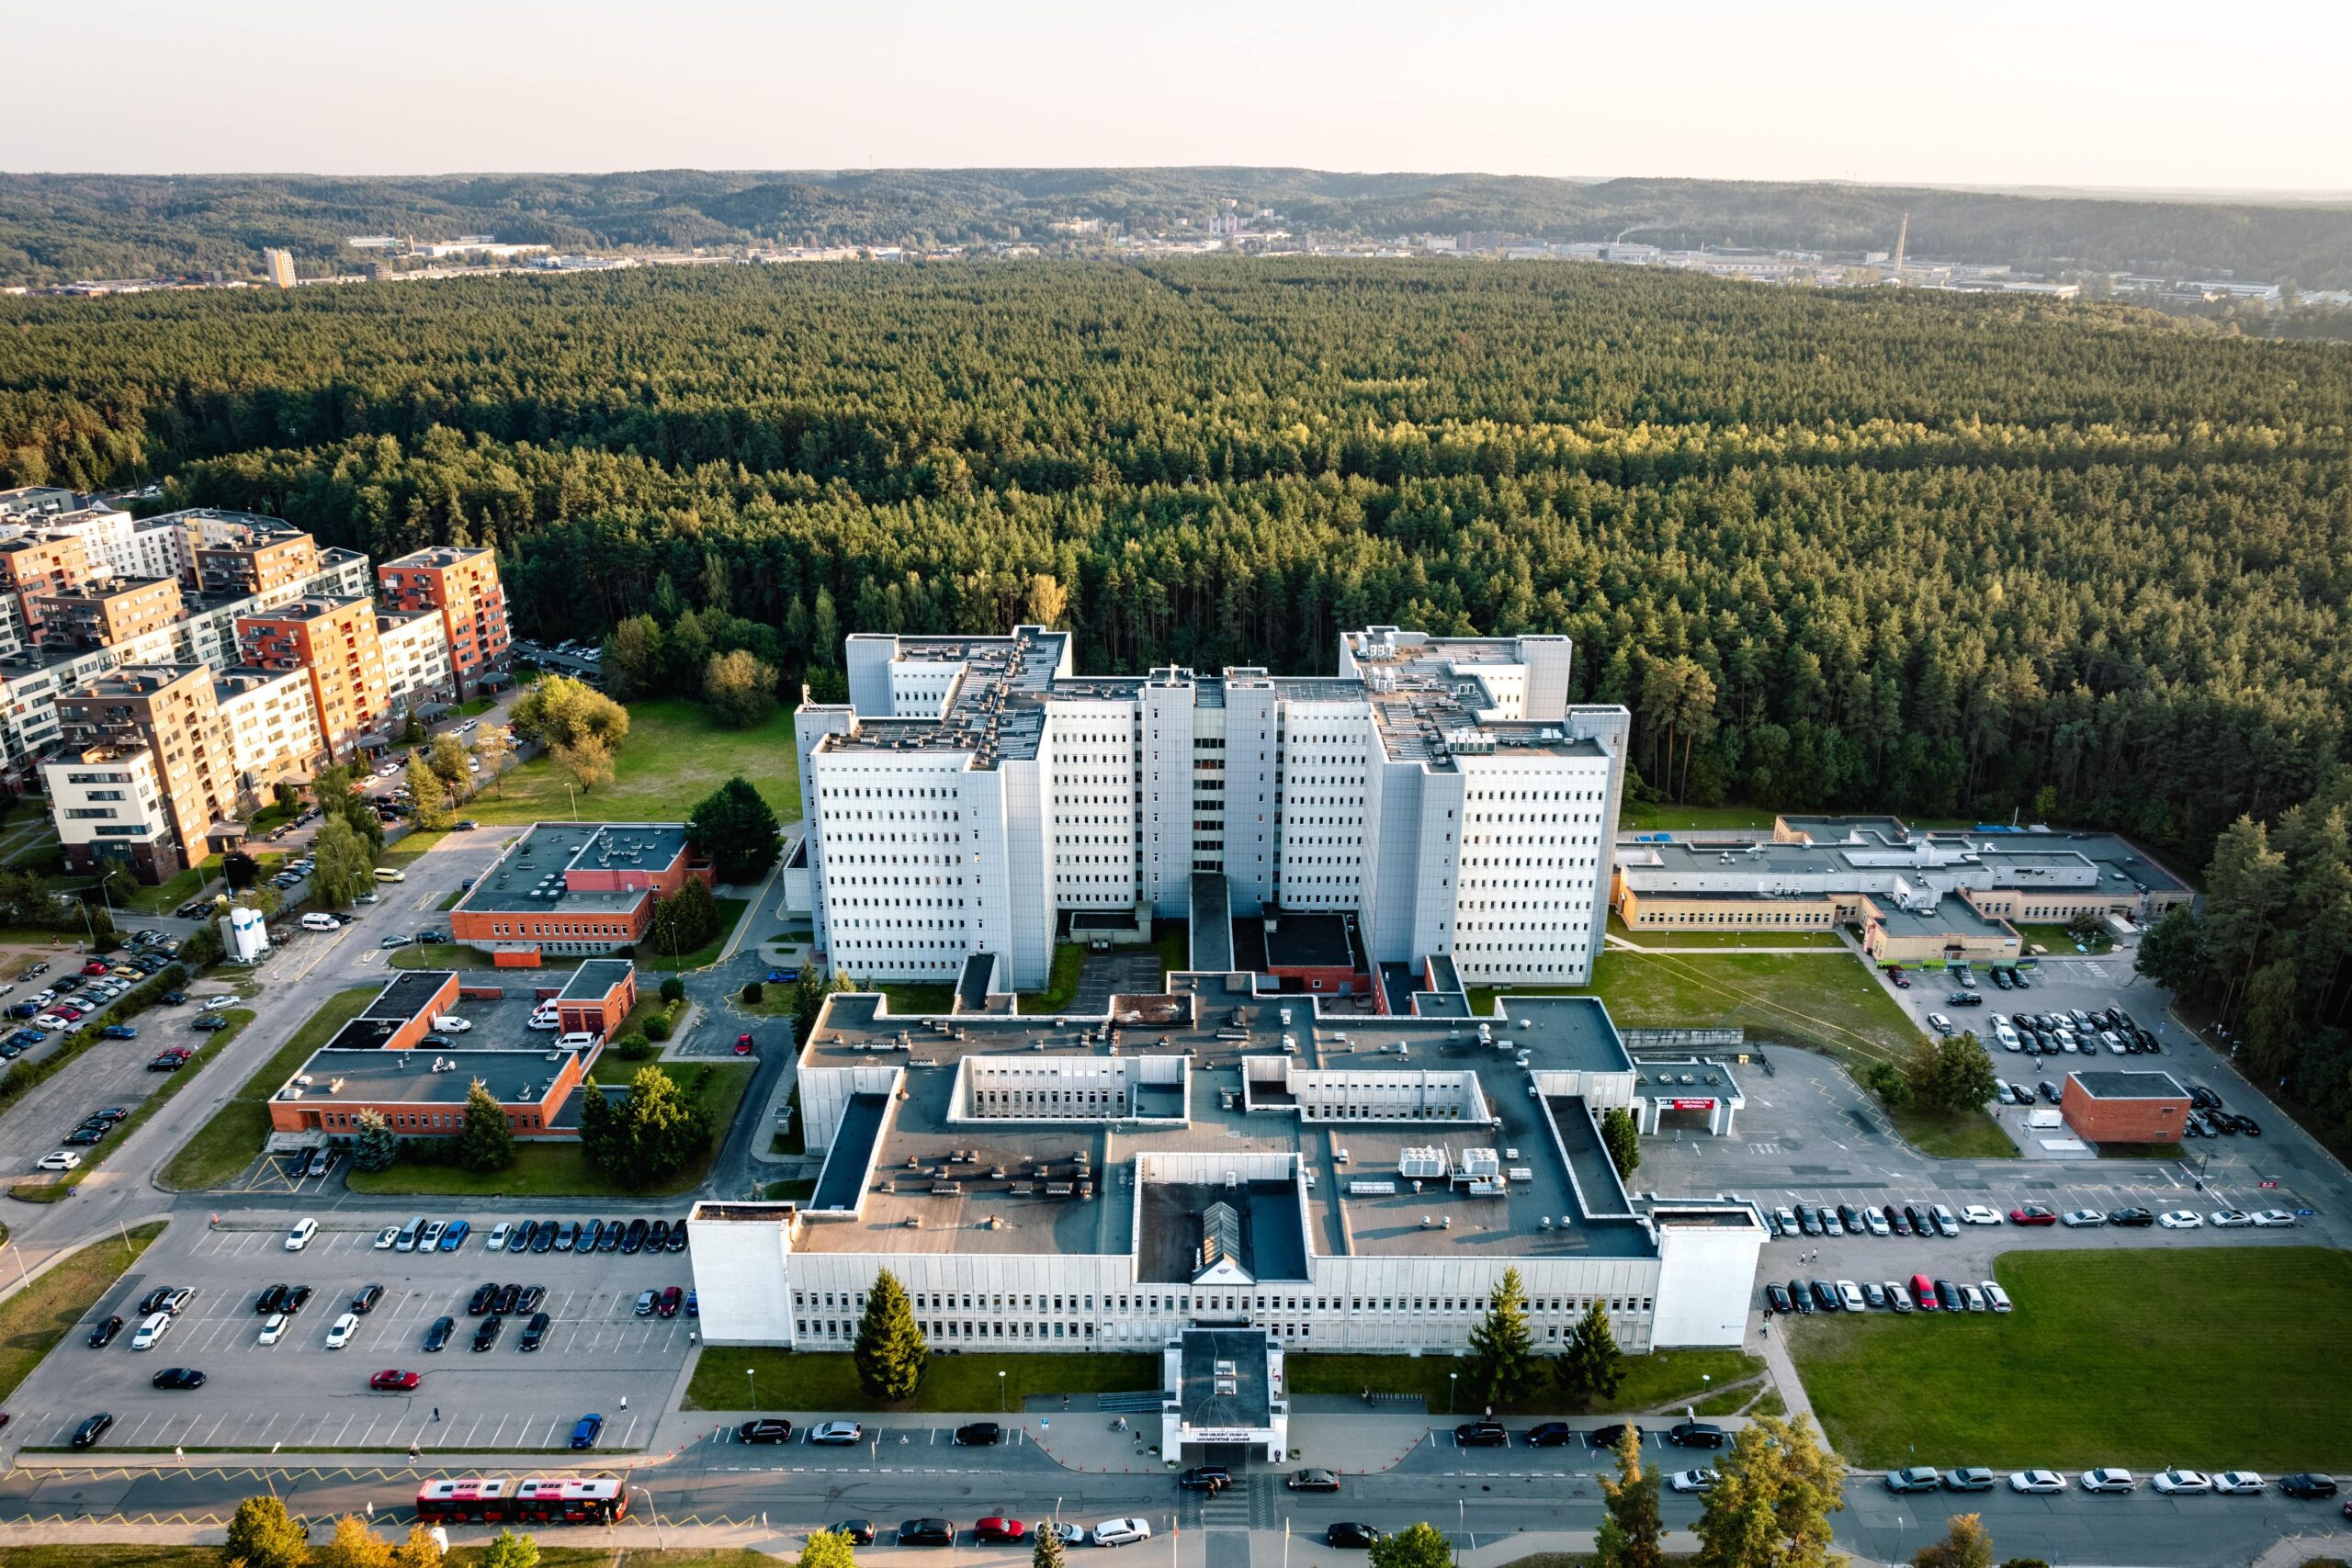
[5,505,138,577]
[795,626,1630,991]
[35,576,186,651]
[377,546,511,695]
[214,666,328,795]
[235,596,390,758]
[377,610,455,711]
[42,744,177,880]
[46,665,241,879]
[0,533,91,654]
[195,526,321,598]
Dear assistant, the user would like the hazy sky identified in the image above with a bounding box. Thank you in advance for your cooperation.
[16,0,2348,192]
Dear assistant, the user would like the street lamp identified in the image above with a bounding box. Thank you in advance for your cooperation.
[999,1369,1007,1411]
[748,1367,756,1411]
[1448,1371,1457,1415]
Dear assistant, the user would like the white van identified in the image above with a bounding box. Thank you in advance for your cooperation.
[527,1007,560,1031]
[557,1031,602,1052]
[300,913,341,932]
[373,867,407,883]
[431,1015,473,1033]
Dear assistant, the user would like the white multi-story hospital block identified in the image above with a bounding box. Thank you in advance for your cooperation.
[795,626,1634,993]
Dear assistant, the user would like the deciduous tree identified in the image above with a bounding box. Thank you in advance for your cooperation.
[1912,1514,1994,1568]
[311,815,376,908]
[316,1514,394,1568]
[1596,1421,1665,1568]
[405,751,451,831]
[1692,1414,1848,1568]
[703,649,779,728]
[1365,1521,1453,1568]
[224,1495,311,1568]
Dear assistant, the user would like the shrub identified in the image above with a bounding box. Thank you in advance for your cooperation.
[644,1010,674,1043]
[660,976,685,1006]
[616,1032,656,1062]
[742,979,764,1004]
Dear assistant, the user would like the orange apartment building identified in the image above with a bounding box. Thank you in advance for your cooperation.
[377,546,511,696]
[0,533,90,644]
[195,528,322,597]
[266,969,605,1142]
[33,575,185,651]
[235,596,390,758]
[49,664,241,880]
[450,822,714,965]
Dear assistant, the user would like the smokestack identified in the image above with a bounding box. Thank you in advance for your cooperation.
[1894,212,1909,272]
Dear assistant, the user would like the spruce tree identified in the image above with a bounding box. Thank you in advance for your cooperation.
[455,1079,515,1173]
[1464,1266,1540,1408]
[853,1269,928,1402]
[1557,1301,1625,1409]
[350,1109,398,1172]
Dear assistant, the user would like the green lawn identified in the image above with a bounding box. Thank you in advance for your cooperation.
[1153,921,1189,981]
[159,985,379,1190]
[468,697,801,830]
[2018,921,2114,955]
[1792,1247,2352,1468]
[11,1010,256,1199]
[1285,1347,1762,1416]
[1030,942,1084,1012]
[378,829,448,876]
[343,1063,752,1197]
[0,1222,166,1403]
[684,1348,1160,1413]
[121,860,211,915]
[1892,1105,2020,1159]
[880,983,958,1013]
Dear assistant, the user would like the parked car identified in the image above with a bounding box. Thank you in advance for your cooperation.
[897,1520,955,1547]
[1668,1422,1728,1449]
[955,1421,1003,1446]
[738,1419,796,1443]
[2009,1471,2066,1494]
[2153,1469,2212,1495]
[519,1311,552,1351]
[2280,1473,2339,1499]
[570,1414,605,1450]
[87,1314,123,1348]
[71,1413,115,1450]
[1453,1423,1507,1449]
[2008,1204,2058,1226]
[1091,1521,1153,1550]
[1288,1468,1341,1491]
[808,1421,864,1444]
[1325,1524,1384,1550]
[325,1313,360,1348]
[1885,1467,1942,1494]
[1668,1470,1717,1494]
[369,1370,422,1392]
[423,1315,455,1352]
[2080,1469,2137,1494]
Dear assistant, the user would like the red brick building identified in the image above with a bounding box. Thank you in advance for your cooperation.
[555,959,638,1037]
[2061,1069,2190,1145]
[376,546,511,697]
[450,821,714,966]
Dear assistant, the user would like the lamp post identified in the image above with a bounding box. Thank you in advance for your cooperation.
[747,1367,756,1412]
[999,1369,1007,1412]
[1448,1371,1456,1415]
[565,782,578,821]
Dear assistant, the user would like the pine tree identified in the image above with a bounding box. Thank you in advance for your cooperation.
[1032,1517,1068,1568]
[1596,1422,1665,1568]
[1464,1266,1540,1407]
[455,1079,515,1173]
[1556,1301,1625,1409]
[1600,1107,1641,1178]
[350,1109,398,1172]
[853,1269,927,1401]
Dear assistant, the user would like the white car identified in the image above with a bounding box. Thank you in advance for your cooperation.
[418,1220,447,1249]
[486,1223,511,1252]
[1982,1280,2013,1314]
[2008,1470,2066,1495]
[36,1151,81,1171]
[1091,1519,1152,1548]
[285,1217,318,1251]
[257,1313,289,1345]
[130,1311,174,1350]
[808,1421,865,1444]
[373,1224,400,1248]
[2060,1209,2106,1228]
[2210,1210,2254,1228]
[432,1015,473,1033]
[1862,1208,1891,1236]
[33,1013,67,1031]
[1836,1280,1865,1313]
[1668,1469,1717,1494]
[2080,1468,2137,1494]
[2212,1472,2267,1495]
[2152,1469,2211,1495]
[325,1312,360,1349]
[2248,1210,2297,1228]
[1927,1012,1953,1034]
[1961,1206,2003,1226]
[2156,1210,2202,1230]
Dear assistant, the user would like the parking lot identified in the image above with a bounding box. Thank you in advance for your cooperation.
[3,1215,699,1454]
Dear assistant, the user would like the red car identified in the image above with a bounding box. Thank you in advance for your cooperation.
[81,962,109,976]
[974,1517,1028,1544]
[1891,974,1911,988]
[55,1005,84,1021]
[735,1032,754,1056]
[368,1370,421,1392]
[655,1286,684,1318]
[2007,1204,2057,1226]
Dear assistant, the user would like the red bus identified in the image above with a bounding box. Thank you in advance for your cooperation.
[414,1476,628,1526]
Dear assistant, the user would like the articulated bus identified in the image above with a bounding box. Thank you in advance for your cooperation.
[413,1476,629,1526]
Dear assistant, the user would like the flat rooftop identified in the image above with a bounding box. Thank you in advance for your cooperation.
[1870,897,2014,940]
[797,981,1655,1263]
[454,822,691,918]
[1178,1329,1272,1430]
[280,1045,591,1107]
[557,959,636,1002]
[368,971,454,1022]
[2071,1069,2188,1100]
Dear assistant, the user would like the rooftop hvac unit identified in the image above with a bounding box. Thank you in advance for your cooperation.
[1399,1146,1449,1179]
[1348,1179,1397,1196]
[1460,1147,1501,1181]
[1508,1166,1535,1182]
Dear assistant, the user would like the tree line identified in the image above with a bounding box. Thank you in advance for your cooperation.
[5,262,2344,884]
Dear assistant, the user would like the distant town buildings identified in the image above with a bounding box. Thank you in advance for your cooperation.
[262,248,298,289]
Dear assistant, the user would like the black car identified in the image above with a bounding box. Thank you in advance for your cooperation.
[1180,1465,1237,1490]
[352,1283,384,1314]
[1524,1422,1577,1448]
[597,1219,624,1252]
[1327,1524,1384,1550]
[2234,1114,2264,1136]
[648,1219,672,1251]
[1903,1203,1931,1235]
[833,1522,878,1546]
[1785,1279,1815,1314]
[1885,1204,1913,1236]
[2280,1473,2340,1499]
[898,1520,955,1547]
[2108,1207,2155,1228]
[1668,1422,1727,1449]
[152,1367,207,1390]
[472,1315,504,1351]
[517,1283,546,1313]
[2189,1085,2223,1110]
[1934,1280,1962,1312]
[1837,1203,1863,1233]
[1765,1282,1794,1314]
[1809,1280,1840,1313]
[529,1221,557,1253]
[666,1220,688,1253]
[1589,1424,1643,1452]
[508,1220,538,1252]
[2038,1081,2063,1105]
[467,1282,500,1315]
[254,1284,288,1315]
[283,1285,313,1314]
[739,1419,796,1443]
[88,1314,123,1348]
[954,1421,1002,1446]
[493,1283,522,1315]
[1795,1207,1820,1237]
[424,1315,456,1352]
[71,1413,115,1450]
[1453,1423,1508,1449]
[621,1218,649,1254]
[519,1311,553,1351]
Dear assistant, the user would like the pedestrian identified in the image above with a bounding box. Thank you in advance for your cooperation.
[1062,1394,1070,1410]
[432,1406,440,1422]
[620,1395,628,1412]
[408,1443,420,1462]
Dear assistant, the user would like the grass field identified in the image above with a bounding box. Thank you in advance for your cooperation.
[1791,1247,2352,1469]
[0,1222,166,1403]
[469,698,801,829]
[1286,1347,1762,1416]
[2019,921,2114,955]
[684,1348,1160,1412]
[342,1063,753,1197]
[158,986,379,1190]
